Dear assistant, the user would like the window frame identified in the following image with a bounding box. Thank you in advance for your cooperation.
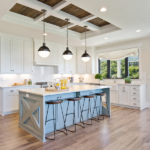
[98,57,139,79]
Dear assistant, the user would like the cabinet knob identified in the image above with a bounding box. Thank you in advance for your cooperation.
[123,90,125,92]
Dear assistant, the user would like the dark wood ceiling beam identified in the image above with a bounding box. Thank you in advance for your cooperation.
[80,14,97,22]
[52,0,71,10]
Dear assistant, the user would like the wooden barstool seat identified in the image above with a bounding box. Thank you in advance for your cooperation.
[84,95,95,98]
[95,93,105,96]
[67,97,81,101]
[46,100,63,105]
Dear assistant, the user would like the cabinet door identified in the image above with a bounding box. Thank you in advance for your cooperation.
[86,49,92,74]
[77,50,86,74]
[58,46,65,74]
[12,39,23,73]
[70,48,76,74]
[4,94,19,113]
[119,90,129,105]
[24,41,33,73]
[0,37,12,73]
[111,91,118,104]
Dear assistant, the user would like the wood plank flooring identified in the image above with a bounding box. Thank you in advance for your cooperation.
[0,106,150,150]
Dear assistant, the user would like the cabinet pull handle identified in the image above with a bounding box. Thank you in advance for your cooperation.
[133,103,137,105]
[133,88,136,89]
[10,90,14,92]
[133,98,136,100]
[123,87,125,88]
[123,90,125,92]
[133,93,136,94]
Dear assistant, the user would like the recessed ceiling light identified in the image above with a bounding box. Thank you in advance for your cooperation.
[136,30,141,32]
[104,37,108,40]
[100,7,107,12]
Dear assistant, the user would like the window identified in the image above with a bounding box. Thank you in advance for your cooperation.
[98,53,139,79]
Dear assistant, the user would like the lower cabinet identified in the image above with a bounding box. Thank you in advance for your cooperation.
[112,85,146,110]
[111,91,118,104]
[0,86,41,116]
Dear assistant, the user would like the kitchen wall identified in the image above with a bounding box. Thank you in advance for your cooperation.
[0,66,54,86]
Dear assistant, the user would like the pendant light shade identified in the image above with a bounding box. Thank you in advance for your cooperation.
[38,9,50,58]
[63,19,73,60]
[81,26,91,62]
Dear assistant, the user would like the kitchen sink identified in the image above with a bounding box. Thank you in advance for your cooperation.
[105,84,118,91]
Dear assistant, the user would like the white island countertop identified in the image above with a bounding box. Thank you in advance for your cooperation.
[18,85,111,96]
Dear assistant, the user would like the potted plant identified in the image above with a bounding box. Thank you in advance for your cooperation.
[124,77,132,84]
[95,74,103,84]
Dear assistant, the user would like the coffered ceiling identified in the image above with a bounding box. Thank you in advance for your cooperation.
[10,3,42,19]
[1,0,150,47]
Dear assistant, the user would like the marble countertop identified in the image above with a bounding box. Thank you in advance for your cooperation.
[18,85,111,96]
[0,85,40,88]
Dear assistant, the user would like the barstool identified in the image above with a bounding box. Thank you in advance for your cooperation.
[45,100,67,140]
[65,97,84,133]
[81,95,95,126]
[92,93,105,121]
[95,92,109,118]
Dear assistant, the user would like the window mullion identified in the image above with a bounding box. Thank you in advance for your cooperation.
[125,57,129,77]
[107,60,111,78]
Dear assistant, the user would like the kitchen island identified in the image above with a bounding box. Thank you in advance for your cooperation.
[18,85,111,142]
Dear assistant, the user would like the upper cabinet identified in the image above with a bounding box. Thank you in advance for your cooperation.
[0,37,23,74]
[65,48,76,74]
[23,41,33,74]
[34,40,59,66]
[77,47,96,74]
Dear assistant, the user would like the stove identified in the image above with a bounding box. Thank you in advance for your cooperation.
[34,82,48,88]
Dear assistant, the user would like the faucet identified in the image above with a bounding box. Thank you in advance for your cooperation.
[112,75,117,83]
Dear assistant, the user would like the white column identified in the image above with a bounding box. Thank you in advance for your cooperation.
[117,60,121,78]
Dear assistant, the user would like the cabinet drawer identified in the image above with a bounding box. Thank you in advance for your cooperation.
[130,91,139,96]
[130,96,139,102]
[119,86,129,90]
[130,86,140,91]
[3,88,18,94]
[130,101,140,107]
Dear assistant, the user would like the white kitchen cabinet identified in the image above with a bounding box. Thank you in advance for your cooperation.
[57,46,65,74]
[65,48,76,74]
[0,37,12,73]
[77,49,86,74]
[23,41,33,73]
[0,37,23,73]
[77,48,95,74]
[34,40,60,66]
[12,39,23,73]
[110,91,118,103]
[0,85,41,116]
[119,90,129,105]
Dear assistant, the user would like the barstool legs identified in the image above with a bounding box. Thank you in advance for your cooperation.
[81,98,92,126]
[45,103,67,140]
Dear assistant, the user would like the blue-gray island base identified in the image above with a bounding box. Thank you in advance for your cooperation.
[18,85,111,142]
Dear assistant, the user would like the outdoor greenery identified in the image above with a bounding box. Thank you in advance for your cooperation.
[100,56,139,79]
[95,74,103,80]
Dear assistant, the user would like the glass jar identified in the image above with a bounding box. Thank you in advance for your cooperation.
[28,79,32,85]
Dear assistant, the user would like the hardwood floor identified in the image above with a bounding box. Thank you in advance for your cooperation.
[0,106,150,150]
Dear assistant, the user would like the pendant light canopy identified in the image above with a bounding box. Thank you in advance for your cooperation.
[63,18,73,60]
[38,9,50,58]
[81,26,91,62]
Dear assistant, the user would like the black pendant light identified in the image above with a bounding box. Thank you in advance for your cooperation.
[63,18,73,60]
[38,9,50,58]
[81,26,91,62]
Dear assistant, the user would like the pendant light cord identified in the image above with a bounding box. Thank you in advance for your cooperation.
[85,26,87,53]
[67,19,68,48]
[43,12,45,43]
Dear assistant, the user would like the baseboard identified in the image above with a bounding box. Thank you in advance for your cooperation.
[111,103,140,109]
[3,110,18,116]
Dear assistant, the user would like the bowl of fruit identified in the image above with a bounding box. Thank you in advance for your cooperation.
[55,83,61,90]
